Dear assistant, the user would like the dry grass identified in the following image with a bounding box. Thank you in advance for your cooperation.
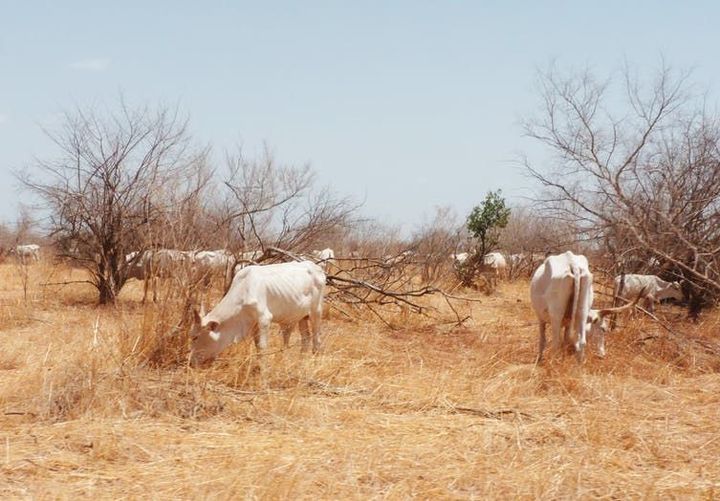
[1,262,719,499]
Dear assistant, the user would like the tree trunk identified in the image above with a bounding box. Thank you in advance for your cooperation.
[98,276,118,305]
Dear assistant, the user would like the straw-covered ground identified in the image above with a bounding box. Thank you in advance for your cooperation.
[1,261,719,499]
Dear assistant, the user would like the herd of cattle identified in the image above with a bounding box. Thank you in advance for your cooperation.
[4,243,684,365]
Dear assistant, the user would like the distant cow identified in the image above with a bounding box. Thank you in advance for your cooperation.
[125,249,191,302]
[189,261,326,365]
[10,244,40,263]
[383,250,414,266]
[233,249,264,275]
[530,251,636,361]
[483,252,507,278]
[312,248,335,269]
[240,250,263,262]
[614,274,683,313]
[191,249,236,287]
[452,252,470,266]
[508,253,524,267]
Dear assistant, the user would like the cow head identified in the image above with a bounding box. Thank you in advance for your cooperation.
[586,310,611,333]
[665,281,684,301]
[585,288,645,357]
[188,306,231,366]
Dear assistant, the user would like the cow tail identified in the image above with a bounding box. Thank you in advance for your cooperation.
[569,263,581,340]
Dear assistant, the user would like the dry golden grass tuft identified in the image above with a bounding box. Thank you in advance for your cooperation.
[0,264,719,498]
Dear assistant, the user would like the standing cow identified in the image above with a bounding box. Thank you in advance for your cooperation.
[10,244,40,264]
[125,249,191,302]
[483,252,507,279]
[189,261,326,365]
[311,248,335,270]
[531,251,636,362]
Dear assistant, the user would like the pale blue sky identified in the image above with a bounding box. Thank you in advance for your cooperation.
[1,1,718,229]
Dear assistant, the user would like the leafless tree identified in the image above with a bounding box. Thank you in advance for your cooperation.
[411,206,462,284]
[498,207,571,278]
[524,61,720,314]
[21,100,208,304]
[218,146,360,256]
[11,206,37,301]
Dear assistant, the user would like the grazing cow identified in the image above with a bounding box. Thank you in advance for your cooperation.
[312,248,335,269]
[483,252,507,278]
[125,249,191,302]
[189,261,326,365]
[233,250,264,275]
[614,274,683,313]
[241,250,263,262]
[452,252,470,266]
[191,249,236,287]
[509,253,524,267]
[530,251,593,361]
[383,250,414,266]
[11,244,40,263]
[530,251,636,361]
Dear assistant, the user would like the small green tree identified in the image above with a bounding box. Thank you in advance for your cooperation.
[467,190,511,256]
[457,190,511,286]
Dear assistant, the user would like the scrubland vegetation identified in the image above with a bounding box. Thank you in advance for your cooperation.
[1,260,719,498]
[2,60,720,499]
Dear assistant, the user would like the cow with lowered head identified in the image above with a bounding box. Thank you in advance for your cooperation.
[530,251,638,362]
[189,260,326,365]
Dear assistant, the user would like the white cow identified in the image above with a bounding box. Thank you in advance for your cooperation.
[241,250,263,262]
[383,250,414,266]
[452,252,470,265]
[483,252,507,278]
[233,249,264,275]
[192,249,236,287]
[125,249,191,302]
[312,248,335,269]
[509,253,524,267]
[614,274,683,313]
[530,251,636,361]
[11,244,40,263]
[190,261,326,365]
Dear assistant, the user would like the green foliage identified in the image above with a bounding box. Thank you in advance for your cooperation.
[467,190,511,252]
[458,191,511,288]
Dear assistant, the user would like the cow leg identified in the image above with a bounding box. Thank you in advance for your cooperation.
[309,304,323,354]
[281,324,293,349]
[596,331,606,358]
[537,322,547,363]
[253,317,271,385]
[142,278,149,304]
[562,324,572,348]
[645,296,655,313]
[152,276,159,303]
[299,317,311,353]
[575,328,587,363]
[548,314,564,354]
[253,318,270,354]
